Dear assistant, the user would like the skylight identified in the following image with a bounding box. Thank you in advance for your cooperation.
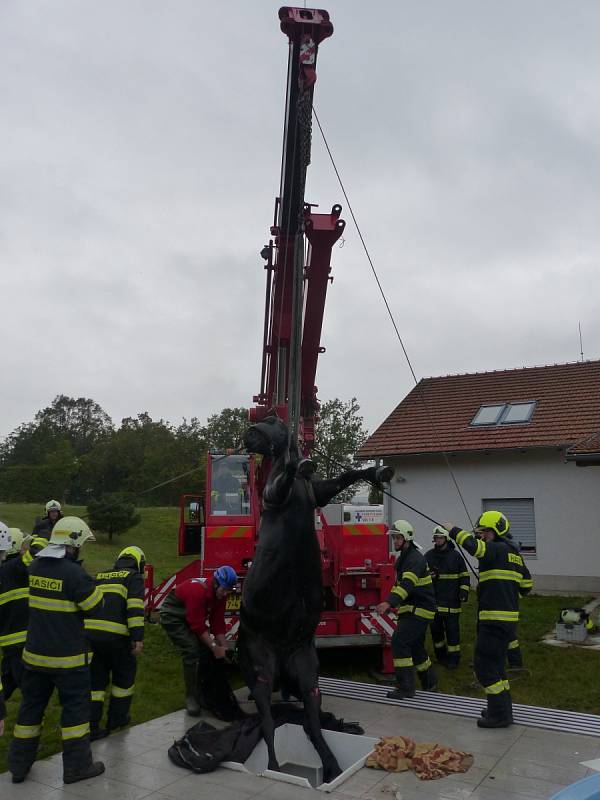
[471,402,536,427]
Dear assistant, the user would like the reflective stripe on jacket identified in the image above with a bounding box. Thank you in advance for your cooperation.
[425,542,470,613]
[386,543,436,620]
[24,555,103,671]
[0,553,30,651]
[85,556,145,643]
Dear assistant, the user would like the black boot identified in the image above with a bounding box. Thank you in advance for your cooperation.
[445,653,460,671]
[477,693,513,728]
[64,761,105,784]
[183,662,202,716]
[418,667,438,692]
[90,726,108,742]
[387,668,415,699]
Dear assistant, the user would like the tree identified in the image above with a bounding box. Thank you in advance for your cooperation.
[313,397,369,502]
[202,407,249,452]
[87,494,141,543]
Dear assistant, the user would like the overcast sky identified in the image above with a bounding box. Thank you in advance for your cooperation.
[2,1,599,441]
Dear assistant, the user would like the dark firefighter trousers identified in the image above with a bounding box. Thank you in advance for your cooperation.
[474,622,514,698]
[1,646,25,700]
[90,639,137,731]
[391,614,431,685]
[8,667,93,779]
[430,612,461,663]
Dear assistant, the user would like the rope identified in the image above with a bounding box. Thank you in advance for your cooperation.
[312,107,475,531]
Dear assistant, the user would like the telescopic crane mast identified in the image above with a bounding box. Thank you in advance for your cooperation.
[250,7,345,453]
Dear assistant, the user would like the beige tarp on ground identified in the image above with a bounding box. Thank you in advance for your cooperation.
[366,735,474,781]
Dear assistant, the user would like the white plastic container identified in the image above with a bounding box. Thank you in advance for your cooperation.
[222,723,378,792]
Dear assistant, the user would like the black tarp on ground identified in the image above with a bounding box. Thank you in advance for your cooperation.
[168,703,364,774]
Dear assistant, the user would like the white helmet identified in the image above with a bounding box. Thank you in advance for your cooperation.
[432,525,450,541]
[8,528,29,555]
[45,499,62,513]
[390,519,414,541]
[49,516,95,548]
[0,521,11,552]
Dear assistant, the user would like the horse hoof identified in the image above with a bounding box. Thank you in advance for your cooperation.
[323,762,342,784]
[267,762,281,772]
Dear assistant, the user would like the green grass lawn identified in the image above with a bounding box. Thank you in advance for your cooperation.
[0,502,598,773]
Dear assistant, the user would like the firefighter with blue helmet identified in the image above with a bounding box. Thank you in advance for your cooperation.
[85,545,146,740]
[8,517,105,784]
[160,565,241,720]
[445,511,533,728]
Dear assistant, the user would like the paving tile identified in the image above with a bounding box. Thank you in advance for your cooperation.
[127,748,190,776]
[158,773,256,799]
[0,786,76,800]
[258,780,332,800]
[330,766,386,797]
[468,787,546,800]
[476,772,566,799]
[200,765,272,793]
[491,754,588,785]
[101,760,180,792]
[61,774,154,800]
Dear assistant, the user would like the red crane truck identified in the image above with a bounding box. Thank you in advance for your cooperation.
[145,6,398,672]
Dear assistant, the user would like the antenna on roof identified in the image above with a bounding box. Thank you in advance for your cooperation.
[578,322,585,362]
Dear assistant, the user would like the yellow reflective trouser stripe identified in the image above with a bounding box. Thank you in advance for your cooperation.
[0,629,27,646]
[91,691,106,702]
[391,585,408,600]
[503,680,510,690]
[79,587,103,611]
[402,571,418,586]
[23,649,87,669]
[520,579,533,588]
[416,575,432,586]
[127,598,144,609]
[128,618,144,629]
[508,639,520,650]
[433,640,446,648]
[62,723,90,740]
[393,657,413,668]
[437,573,459,580]
[14,724,42,739]
[414,607,435,620]
[0,587,29,605]
[100,583,127,598]
[447,644,461,653]
[111,684,135,698]
[479,569,522,583]
[460,572,470,578]
[30,597,78,612]
[415,658,432,672]
[479,610,519,622]
[436,606,462,614]
[484,680,506,695]
[85,619,129,636]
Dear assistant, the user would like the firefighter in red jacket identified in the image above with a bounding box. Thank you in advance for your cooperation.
[8,517,105,785]
[85,545,146,740]
[444,511,533,728]
[159,567,237,717]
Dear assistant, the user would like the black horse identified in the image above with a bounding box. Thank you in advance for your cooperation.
[238,416,392,783]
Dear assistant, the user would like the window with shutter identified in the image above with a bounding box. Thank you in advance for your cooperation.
[482,498,536,554]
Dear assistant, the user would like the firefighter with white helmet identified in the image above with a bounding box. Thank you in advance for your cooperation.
[0,527,33,713]
[85,545,146,739]
[376,520,437,699]
[444,511,533,728]
[8,516,105,784]
[425,525,470,669]
[31,499,64,541]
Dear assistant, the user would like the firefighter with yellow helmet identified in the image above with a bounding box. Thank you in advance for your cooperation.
[444,511,533,728]
[85,545,146,739]
[0,527,33,707]
[8,517,105,785]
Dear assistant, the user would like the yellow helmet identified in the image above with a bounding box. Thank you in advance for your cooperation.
[390,519,414,541]
[117,545,146,572]
[45,500,62,513]
[49,516,95,548]
[8,528,30,556]
[475,510,510,537]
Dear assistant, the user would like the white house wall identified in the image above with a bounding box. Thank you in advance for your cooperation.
[384,449,600,595]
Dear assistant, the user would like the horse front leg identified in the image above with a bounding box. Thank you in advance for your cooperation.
[302,686,341,784]
[313,465,393,508]
[252,676,279,772]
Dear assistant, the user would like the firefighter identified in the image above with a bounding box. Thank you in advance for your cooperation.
[376,520,437,699]
[444,511,533,728]
[8,516,105,785]
[160,566,237,717]
[0,527,32,701]
[85,545,146,740]
[32,499,63,540]
[425,525,470,669]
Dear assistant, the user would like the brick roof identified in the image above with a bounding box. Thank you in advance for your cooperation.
[359,360,600,458]
[566,430,600,456]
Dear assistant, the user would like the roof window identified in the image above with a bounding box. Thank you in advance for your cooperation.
[471,402,536,427]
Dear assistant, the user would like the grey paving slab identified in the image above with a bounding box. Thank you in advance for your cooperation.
[158,772,258,799]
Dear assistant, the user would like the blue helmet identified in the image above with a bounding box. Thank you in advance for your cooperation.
[214,565,237,590]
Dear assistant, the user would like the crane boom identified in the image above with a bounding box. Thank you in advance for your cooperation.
[250,6,345,453]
